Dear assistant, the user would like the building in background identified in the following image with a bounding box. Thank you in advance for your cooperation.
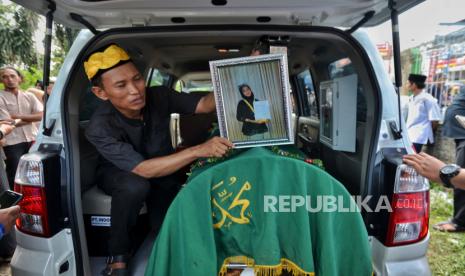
[419,27,465,106]
[376,42,394,80]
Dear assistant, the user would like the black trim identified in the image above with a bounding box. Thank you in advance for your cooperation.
[389,0,404,139]
[70,13,100,35]
[346,10,376,34]
[42,1,56,137]
[62,24,383,271]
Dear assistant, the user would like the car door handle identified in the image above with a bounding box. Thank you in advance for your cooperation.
[298,133,313,143]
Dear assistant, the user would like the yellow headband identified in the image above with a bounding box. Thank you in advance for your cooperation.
[84,44,130,80]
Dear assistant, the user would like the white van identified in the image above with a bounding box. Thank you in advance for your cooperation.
[10,0,430,275]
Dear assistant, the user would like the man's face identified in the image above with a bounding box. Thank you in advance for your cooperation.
[93,62,146,115]
[407,81,417,93]
[1,68,22,90]
[46,82,54,95]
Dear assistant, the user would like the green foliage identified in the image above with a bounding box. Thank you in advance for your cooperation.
[428,185,465,275]
[0,3,39,67]
[52,23,78,76]
[19,67,43,90]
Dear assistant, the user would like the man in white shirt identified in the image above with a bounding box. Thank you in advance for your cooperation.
[406,74,442,153]
[0,67,43,188]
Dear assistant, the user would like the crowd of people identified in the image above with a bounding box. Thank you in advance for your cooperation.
[0,66,54,262]
[404,73,465,232]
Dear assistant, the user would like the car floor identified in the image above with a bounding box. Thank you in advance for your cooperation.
[90,229,157,276]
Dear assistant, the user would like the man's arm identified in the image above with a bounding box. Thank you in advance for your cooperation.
[12,92,44,123]
[403,152,465,190]
[11,112,43,123]
[194,92,216,114]
[132,136,233,179]
[451,170,465,190]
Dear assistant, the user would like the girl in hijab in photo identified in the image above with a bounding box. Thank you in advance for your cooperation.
[236,84,269,139]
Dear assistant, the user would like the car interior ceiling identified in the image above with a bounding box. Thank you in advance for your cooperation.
[66,31,378,262]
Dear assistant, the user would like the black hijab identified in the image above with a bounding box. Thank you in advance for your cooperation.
[238,84,255,105]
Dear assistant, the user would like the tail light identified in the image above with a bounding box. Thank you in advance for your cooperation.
[385,164,429,246]
[14,150,62,237]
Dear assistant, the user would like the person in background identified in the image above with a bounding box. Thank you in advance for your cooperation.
[27,77,56,104]
[0,122,18,262]
[0,123,15,188]
[26,88,45,104]
[0,67,43,189]
[46,76,56,95]
[0,206,20,240]
[405,74,442,153]
[34,80,44,90]
[426,85,465,232]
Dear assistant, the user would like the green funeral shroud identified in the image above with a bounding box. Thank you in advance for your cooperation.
[145,146,372,276]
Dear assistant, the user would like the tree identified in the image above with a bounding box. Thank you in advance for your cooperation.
[0,3,39,67]
[52,23,79,76]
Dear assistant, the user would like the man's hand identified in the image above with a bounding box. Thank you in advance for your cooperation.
[403,152,445,183]
[193,136,233,158]
[132,137,233,179]
[0,124,15,136]
[0,205,20,234]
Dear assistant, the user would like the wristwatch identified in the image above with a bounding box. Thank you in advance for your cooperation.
[439,164,461,188]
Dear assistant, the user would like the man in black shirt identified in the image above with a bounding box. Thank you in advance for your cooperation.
[84,44,232,275]
[433,86,465,232]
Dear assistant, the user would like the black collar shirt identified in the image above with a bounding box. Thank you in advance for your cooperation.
[85,86,203,173]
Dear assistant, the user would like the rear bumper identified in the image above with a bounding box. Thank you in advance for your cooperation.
[11,228,76,276]
[371,232,431,276]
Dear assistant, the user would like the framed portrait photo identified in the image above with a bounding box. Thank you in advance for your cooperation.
[210,54,294,148]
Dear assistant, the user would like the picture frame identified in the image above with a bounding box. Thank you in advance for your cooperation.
[210,54,294,148]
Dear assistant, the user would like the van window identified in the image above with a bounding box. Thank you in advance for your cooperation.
[174,79,213,93]
[328,58,367,122]
[148,69,171,87]
[296,70,318,118]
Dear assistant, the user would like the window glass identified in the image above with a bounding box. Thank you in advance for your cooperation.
[328,58,367,122]
[148,69,170,87]
[296,70,318,118]
[174,79,213,93]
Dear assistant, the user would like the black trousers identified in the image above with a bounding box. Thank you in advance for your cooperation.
[97,166,180,256]
[3,142,32,189]
[453,139,465,227]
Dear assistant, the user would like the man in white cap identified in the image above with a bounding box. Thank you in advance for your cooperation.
[406,73,442,153]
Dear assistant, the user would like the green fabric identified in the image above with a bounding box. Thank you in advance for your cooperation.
[145,147,371,276]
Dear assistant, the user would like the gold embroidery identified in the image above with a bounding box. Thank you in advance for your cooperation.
[221,192,233,203]
[218,189,228,198]
[213,180,252,229]
[229,177,237,186]
[212,180,224,191]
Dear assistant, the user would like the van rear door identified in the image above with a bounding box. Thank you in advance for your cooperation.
[11,0,424,29]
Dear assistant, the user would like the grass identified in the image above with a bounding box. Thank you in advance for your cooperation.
[428,182,465,275]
